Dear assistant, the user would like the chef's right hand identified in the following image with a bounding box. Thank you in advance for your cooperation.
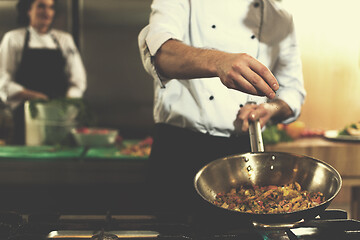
[216,53,279,99]
[14,89,49,101]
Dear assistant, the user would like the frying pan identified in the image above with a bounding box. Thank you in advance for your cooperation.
[194,121,342,226]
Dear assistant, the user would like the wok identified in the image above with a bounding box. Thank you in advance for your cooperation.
[194,121,342,225]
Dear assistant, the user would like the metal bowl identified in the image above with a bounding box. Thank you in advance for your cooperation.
[71,128,118,147]
[194,152,342,224]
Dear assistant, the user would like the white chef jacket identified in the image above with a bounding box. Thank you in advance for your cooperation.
[139,0,306,138]
[0,26,87,109]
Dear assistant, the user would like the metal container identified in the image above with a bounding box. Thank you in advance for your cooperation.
[194,121,342,225]
[71,128,118,147]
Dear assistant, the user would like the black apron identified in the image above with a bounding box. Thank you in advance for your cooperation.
[146,123,251,218]
[13,29,68,144]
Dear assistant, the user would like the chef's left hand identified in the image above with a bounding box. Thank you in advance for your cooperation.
[234,103,272,133]
[234,99,293,133]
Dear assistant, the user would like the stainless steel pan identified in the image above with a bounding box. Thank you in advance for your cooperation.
[194,121,342,225]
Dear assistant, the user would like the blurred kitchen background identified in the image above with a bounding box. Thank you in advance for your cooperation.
[0,0,154,139]
[1,0,360,136]
[0,0,360,218]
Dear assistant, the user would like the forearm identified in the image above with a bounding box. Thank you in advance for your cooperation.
[154,39,224,79]
[10,89,48,101]
[153,39,278,99]
[266,98,294,123]
[65,41,87,98]
[66,67,87,98]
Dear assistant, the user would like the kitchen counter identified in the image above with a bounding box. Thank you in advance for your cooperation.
[266,137,360,179]
[0,144,148,185]
[0,144,150,214]
[0,137,359,215]
[266,137,360,219]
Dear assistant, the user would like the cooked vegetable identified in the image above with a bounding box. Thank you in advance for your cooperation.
[339,122,360,136]
[213,182,325,214]
[119,137,152,157]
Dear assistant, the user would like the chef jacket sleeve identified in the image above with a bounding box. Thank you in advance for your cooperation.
[138,0,190,85]
[0,31,25,109]
[61,32,87,98]
[272,17,306,124]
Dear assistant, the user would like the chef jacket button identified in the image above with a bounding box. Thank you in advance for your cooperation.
[239,104,244,108]
[209,95,214,100]
[251,35,256,39]
[211,25,216,29]
[254,2,260,8]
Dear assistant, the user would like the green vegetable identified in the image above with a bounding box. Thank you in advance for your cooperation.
[339,123,358,136]
[339,129,348,136]
[262,124,293,145]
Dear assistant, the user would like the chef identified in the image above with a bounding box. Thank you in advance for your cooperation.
[138,0,306,216]
[0,0,86,144]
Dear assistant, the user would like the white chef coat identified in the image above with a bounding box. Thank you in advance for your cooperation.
[139,0,306,138]
[0,26,87,109]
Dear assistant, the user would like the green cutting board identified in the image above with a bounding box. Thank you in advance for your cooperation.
[85,140,149,160]
[0,146,85,160]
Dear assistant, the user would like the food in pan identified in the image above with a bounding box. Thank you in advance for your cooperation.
[213,182,325,214]
[339,121,360,136]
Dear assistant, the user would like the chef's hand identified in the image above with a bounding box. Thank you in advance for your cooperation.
[154,40,279,99]
[12,89,49,101]
[234,99,294,133]
[216,53,279,99]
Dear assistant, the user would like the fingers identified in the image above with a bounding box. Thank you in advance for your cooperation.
[235,104,269,132]
[38,93,49,100]
[226,74,259,95]
[26,89,49,100]
[249,58,279,92]
[236,104,257,132]
[232,58,278,99]
[244,67,277,99]
[219,53,279,99]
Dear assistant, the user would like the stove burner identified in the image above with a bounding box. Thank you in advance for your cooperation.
[91,232,118,240]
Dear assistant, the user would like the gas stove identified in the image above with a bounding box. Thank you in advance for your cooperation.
[1,210,360,240]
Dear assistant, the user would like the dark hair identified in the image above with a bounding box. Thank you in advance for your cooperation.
[16,0,58,26]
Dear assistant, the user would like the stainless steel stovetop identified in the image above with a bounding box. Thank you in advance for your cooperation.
[2,210,360,240]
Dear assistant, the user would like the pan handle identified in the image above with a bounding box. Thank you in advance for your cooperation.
[249,120,264,153]
[252,219,305,229]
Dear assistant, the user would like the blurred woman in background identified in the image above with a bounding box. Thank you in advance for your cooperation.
[0,0,86,144]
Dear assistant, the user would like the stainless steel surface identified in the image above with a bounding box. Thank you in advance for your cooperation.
[252,219,305,229]
[0,1,17,39]
[81,0,154,130]
[47,230,159,239]
[194,120,342,223]
[194,151,342,223]
[249,120,264,152]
